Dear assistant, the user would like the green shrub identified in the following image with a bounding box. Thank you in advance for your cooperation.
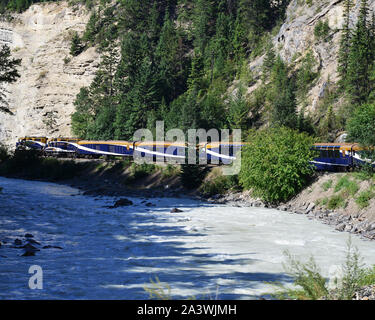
[334,175,359,196]
[352,168,375,181]
[129,163,157,180]
[180,164,207,189]
[239,127,316,203]
[355,190,374,209]
[314,20,330,40]
[322,179,333,191]
[319,197,329,206]
[200,175,239,197]
[327,194,346,209]
[272,238,375,300]
[273,250,329,300]
[161,164,180,178]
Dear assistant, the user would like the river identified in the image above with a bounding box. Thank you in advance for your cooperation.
[0,176,375,300]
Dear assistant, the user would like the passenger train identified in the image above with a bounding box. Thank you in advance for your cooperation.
[15,137,375,171]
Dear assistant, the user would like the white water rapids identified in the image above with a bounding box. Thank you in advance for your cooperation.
[1,176,375,299]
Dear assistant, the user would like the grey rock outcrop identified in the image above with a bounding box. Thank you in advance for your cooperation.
[0,2,99,147]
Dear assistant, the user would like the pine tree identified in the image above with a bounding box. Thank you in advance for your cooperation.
[192,0,215,53]
[227,85,249,130]
[70,32,84,56]
[155,11,185,103]
[82,9,99,44]
[115,57,160,139]
[269,56,297,129]
[346,0,372,104]
[338,0,353,85]
[0,44,22,114]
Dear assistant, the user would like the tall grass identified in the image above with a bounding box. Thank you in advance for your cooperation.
[334,175,359,196]
[271,238,375,300]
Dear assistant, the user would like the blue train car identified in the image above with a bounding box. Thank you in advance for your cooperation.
[198,142,245,164]
[311,143,358,171]
[44,138,80,157]
[76,140,134,158]
[133,141,187,163]
[16,137,47,151]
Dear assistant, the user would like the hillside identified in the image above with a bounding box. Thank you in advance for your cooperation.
[0,1,99,147]
[1,0,375,147]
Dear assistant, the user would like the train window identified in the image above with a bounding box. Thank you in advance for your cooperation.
[96,145,101,150]
[319,150,328,158]
[109,145,115,153]
[328,150,340,158]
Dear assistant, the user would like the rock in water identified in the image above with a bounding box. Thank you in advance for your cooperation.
[24,233,34,238]
[170,208,183,213]
[21,243,40,251]
[21,250,36,257]
[110,198,133,208]
[14,239,22,246]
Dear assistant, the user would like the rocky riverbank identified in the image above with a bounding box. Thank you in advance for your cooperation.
[207,192,375,241]
[205,172,375,241]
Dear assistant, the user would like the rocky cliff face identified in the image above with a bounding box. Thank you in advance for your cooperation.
[0,1,99,148]
[249,0,375,117]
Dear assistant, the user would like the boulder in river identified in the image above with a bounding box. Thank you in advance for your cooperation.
[170,208,184,213]
[24,234,34,238]
[146,202,155,207]
[21,250,36,257]
[109,198,133,208]
[21,243,40,251]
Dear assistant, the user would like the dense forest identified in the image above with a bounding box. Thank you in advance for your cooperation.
[67,0,293,141]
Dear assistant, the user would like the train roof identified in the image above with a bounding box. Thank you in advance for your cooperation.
[48,137,80,141]
[135,141,187,147]
[78,140,132,145]
[19,136,48,141]
[197,141,246,147]
[313,143,363,151]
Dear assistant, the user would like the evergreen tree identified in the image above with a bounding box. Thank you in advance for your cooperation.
[0,44,22,113]
[269,56,297,129]
[192,0,215,54]
[155,11,187,103]
[339,0,353,71]
[70,32,84,56]
[346,0,372,104]
[227,85,249,130]
[71,87,94,138]
[115,57,160,139]
[82,9,100,44]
